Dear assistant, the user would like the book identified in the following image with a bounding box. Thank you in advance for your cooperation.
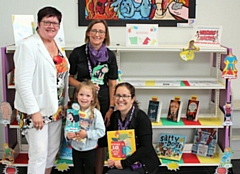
[147,96,162,122]
[107,129,136,160]
[186,95,199,121]
[65,108,80,133]
[167,96,183,122]
[156,133,186,161]
[191,128,217,158]
[192,25,222,46]
[59,138,72,160]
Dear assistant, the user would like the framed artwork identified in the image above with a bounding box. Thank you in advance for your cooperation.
[78,0,196,27]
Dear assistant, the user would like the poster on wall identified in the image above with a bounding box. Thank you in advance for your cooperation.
[12,15,35,46]
[126,24,158,47]
[192,25,222,46]
[12,15,65,46]
[78,0,196,27]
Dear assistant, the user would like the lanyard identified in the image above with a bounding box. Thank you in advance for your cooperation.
[85,44,100,77]
[118,106,135,130]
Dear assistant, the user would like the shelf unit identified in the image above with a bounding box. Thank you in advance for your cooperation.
[2,44,229,167]
[230,99,240,159]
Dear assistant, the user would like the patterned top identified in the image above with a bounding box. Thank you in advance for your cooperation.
[17,52,68,134]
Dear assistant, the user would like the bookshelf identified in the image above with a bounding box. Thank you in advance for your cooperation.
[1,43,230,167]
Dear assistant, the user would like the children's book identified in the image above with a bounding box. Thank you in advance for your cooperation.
[192,25,222,46]
[186,95,199,121]
[65,103,91,143]
[59,138,72,160]
[167,96,183,122]
[156,133,186,161]
[107,129,136,160]
[65,108,80,133]
[191,128,217,158]
[147,96,162,122]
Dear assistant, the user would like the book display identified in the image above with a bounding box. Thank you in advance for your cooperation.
[2,43,229,169]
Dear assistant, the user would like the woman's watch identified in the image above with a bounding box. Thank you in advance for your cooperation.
[109,106,115,110]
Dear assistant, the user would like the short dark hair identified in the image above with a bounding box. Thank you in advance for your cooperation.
[114,82,139,108]
[37,6,62,24]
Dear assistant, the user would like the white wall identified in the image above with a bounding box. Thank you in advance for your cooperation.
[0,0,240,99]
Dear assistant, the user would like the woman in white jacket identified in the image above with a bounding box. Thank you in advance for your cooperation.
[14,6,69,174]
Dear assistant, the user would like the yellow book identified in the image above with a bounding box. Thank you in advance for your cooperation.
[107,129,136,160]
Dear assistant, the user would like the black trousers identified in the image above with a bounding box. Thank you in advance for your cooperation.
[72,148,96,174]
[107,167,145,174]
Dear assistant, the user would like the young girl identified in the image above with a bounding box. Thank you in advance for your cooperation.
[65,80,105,174]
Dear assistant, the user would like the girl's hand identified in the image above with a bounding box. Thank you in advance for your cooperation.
[107,159,115,168]
[76,129,87,139]
[66,132,76,140]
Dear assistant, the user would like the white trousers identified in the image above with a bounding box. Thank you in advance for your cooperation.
[25,119,62,174]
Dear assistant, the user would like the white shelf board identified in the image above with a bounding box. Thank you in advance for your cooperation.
[6,43,227,53]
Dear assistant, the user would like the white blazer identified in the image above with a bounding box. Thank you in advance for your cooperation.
[14,33,69,116]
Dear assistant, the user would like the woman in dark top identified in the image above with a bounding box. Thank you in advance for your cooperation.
[107,82,160,174]
[68,19,118,174]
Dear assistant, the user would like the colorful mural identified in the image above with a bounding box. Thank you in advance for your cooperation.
[78,0,196,26]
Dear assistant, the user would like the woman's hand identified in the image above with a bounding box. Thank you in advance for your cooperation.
[94,84,100,92]
[107,159,115,168]
[32,112,43,130]
[114,160,123,169]
[104,109,113,127]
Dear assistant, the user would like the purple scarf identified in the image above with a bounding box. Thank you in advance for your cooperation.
[88,43,109,66]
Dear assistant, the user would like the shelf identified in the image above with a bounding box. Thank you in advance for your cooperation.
[122,78,225,90]
[6,43,227,53]
[152,118,223,128]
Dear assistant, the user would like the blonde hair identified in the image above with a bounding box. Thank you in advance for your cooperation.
[75,80,100,123]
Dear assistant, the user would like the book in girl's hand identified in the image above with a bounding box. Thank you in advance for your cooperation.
[147,96,162,122]
[167,96,183,122]
[191,128,217,158]
[156,133,186,161]
[107,129,136,160]
[186,95,199,121]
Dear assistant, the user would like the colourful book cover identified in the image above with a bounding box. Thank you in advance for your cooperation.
[107,129,136,160]
[59,138,72,160]
[147,100,162,122]
[186,96,199,121]
[167,97,183,122]
[65,108,80,132]
[156,133,186,161]
[191,128,217,158]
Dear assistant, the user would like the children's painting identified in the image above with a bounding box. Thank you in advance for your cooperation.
[78,0,196,26]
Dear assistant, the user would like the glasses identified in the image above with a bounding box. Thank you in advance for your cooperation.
[90,29,106,36]
[114,94,131,100]
[41,20,60,27]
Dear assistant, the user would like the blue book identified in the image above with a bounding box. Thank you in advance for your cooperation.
[147,100,162,122]
[191,128,217,158]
